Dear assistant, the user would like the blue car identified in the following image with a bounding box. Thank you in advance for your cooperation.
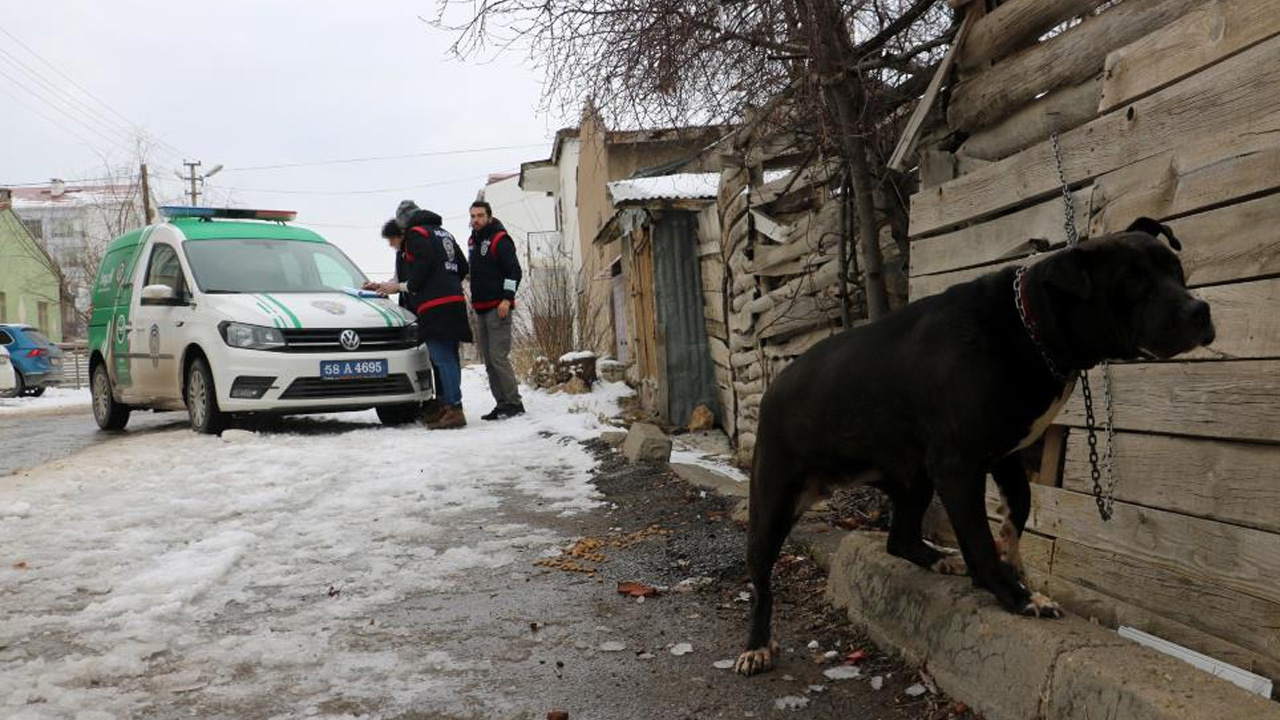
[0,324,64,397]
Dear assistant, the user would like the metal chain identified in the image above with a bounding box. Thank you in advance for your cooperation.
[1050,132,1081,248]
[1050,132,1117,521]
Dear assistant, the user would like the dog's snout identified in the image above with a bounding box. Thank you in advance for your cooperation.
[1187,299,1215,345]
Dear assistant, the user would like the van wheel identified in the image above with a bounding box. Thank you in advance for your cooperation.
[91,364,131,430]
[186,357,227,434]
[29,386,45,397]
[376,403,420,426]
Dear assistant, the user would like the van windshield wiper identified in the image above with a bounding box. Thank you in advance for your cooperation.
[201,289,242,294]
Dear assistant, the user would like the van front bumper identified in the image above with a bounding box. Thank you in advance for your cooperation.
[212,345,434,413]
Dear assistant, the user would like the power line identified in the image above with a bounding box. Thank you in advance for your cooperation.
[211,174,491,196]
[219,143,548,173]
[0,45,149,155]
[0,65,142,158]
[0,82,137,161]
[0,25,191,162]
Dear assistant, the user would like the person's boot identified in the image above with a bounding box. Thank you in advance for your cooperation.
[481,405,505,421]
[503,401,526,417]
[420,399,446,424]
[427,404,466,429]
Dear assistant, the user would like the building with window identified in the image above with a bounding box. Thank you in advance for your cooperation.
[9,180,145,339]
[0,189,63,341]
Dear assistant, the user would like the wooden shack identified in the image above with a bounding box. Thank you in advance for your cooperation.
[909,0,1280,684]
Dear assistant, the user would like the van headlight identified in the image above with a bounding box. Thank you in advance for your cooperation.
[400,322,419,345]
[220,322,286,350]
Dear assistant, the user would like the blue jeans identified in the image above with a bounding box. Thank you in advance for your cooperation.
[425,339,462,407]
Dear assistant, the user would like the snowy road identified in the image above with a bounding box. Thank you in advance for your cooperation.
[0,409,186,478]
[0,368,633,720]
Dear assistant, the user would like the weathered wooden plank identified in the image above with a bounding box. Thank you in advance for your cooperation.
[1043,582,1280,681]
[1059,360,1280,443]
[1089,140,1280,239]
[705,319,727,341]
[698,241,720,258]
[949,0,1200,133]
[909,254,1044,301]
[756,295,842,341]
[723,190,749,234]
[749,162,838,206]
[1063,431,1280,534]
[748,231,838,275]
[762,324,839,359]
[923,269,1280,354]
[957,78,1101,163]
[750,209,791,244]
[1026,485,1280,607]
[1044,541,1280,679]
[702,261,725,295]
[707,336,730,371]
[701,291,725,324]
[1052,538,1280,665]
[912,33,1280,236]
[957,0,1110,71]
[910,189,1088,277]
[1182,278,1280,360]
[918,149,957,190]
[1100,0,1280,113]
[887,5,980,172]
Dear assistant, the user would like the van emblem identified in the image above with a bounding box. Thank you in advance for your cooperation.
[312,300,346,315]
[149,325,161,367]
[339,330,361,351]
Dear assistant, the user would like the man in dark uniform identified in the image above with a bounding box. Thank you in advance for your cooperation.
[378,202,472,429]
[466,200,524,420]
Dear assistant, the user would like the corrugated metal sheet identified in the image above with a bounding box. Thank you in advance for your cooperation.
[652,211,719,426]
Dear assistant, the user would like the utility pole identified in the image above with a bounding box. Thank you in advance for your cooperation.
[139,163,154,223]
[182,160,201,205]
[175,160,223,206]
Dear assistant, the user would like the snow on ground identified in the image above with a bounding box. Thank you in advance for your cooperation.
[0,366,633,719]
[670,433,748,483]
[0,387,91,416]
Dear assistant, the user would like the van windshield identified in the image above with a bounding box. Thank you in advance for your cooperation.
[183,239,367,294]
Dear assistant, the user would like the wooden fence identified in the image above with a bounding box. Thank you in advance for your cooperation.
[912,0,1280,683]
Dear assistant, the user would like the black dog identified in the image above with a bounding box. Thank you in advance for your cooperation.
[734,218,1216,675]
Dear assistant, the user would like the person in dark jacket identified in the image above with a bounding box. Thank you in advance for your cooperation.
[379,202,472,429]
[466,200,524,420]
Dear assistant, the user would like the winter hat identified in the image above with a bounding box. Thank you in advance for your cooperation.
[395,200,420,228]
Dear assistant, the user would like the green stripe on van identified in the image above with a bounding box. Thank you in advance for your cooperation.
[357,297,397,327]
[262,293,302,328]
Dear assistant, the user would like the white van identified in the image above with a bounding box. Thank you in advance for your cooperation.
[87,207,433,433]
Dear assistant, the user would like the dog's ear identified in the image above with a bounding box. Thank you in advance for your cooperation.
[1126,216,1182,251]
[1039,248,1092,299]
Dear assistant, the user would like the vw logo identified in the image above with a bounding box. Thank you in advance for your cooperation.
[339,329,361,351]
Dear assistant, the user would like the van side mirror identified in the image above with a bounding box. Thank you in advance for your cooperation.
[140,284,185,306]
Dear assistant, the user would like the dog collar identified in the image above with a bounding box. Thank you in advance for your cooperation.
[1014,266,1072,384]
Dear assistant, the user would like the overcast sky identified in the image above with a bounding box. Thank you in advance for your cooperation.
[1,1,562,278]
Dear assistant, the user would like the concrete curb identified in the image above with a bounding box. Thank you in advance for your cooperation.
[819,531,1280,720]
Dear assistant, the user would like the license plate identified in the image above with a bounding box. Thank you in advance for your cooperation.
[320,359,387,380]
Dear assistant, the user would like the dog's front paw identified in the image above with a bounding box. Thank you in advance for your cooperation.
[1021,591,1063,619]
[930,553,968,576]
[734,642,779,676]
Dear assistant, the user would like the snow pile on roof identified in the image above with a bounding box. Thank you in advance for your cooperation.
[608,173,720,203]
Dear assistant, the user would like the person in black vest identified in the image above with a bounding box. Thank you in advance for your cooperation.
[378,203,472,429]
[466,200,524,420]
